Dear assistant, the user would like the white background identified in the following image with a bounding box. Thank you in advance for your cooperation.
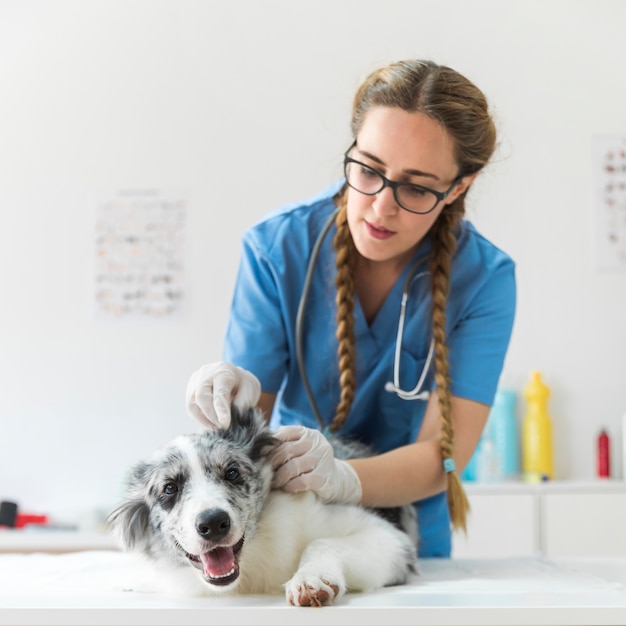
[0,0,625,525]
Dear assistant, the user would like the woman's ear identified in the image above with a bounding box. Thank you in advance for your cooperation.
[445,173,478,206]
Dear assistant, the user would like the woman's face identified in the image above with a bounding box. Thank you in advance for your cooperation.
[346,106,473,270]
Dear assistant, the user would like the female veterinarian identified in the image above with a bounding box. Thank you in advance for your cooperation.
[186,59,516,558]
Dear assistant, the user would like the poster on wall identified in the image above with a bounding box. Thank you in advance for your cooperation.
[593,134,626,272]
[94,189,186,319]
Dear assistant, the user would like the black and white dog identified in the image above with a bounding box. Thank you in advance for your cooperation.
[108,407,417,606]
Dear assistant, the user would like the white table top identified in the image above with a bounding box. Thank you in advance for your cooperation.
[1,551,626,625]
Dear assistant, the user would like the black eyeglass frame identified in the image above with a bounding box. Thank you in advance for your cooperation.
[343,143,463,215]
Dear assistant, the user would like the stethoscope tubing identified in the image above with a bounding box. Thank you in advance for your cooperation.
[384,260,433,401]
[295,208,341,431]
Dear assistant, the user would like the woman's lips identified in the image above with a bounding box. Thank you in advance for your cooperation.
[365,220,395,240]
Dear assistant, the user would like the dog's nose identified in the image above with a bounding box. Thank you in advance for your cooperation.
[196,509,231,540]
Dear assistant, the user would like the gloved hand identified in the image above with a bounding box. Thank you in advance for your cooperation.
[186,361,261,430]
[269,426,362,505]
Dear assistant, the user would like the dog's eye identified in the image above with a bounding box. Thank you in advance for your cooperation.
[163,482,178,496]
[225,467,240,482]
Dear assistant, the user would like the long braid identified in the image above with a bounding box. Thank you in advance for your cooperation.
[339,59,495,533]
[330,200,357,432]
[429,201,470,532]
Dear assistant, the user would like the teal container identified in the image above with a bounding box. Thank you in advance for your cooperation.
[486,389,519,478]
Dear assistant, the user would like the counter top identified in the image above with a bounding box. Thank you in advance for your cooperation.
[0,529,117,553]
[0,551,625,625]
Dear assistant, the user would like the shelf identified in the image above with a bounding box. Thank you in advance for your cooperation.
[462,479,626,495]
[454,479,626,558]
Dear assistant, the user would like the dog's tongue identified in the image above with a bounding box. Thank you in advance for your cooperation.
[200,546,235,578]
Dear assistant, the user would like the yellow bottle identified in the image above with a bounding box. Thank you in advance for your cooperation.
[522,370,554,481]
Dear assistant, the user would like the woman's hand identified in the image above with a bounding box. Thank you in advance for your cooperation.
[186,361,261,430]
[269,426,362,505]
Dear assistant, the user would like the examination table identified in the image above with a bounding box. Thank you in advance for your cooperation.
[1,551,626,625]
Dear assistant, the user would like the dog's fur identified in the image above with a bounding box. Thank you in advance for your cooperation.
[108,407,417,606]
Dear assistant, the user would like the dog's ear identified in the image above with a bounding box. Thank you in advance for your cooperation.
[227,405,278,461]
[107,461,152,551]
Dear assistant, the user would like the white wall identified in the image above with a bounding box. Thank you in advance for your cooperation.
[1,0,625,524]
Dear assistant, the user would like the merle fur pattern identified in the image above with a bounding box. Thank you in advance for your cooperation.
[108,406,417,606]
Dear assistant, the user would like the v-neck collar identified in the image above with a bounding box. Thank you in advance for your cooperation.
[353,248,428,347]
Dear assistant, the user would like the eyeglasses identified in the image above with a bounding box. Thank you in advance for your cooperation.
[343,143,462,215]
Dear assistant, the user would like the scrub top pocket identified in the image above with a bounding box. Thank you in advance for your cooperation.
[376,353,432,450]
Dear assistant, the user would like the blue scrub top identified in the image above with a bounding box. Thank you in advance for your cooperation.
[223,181,516,557]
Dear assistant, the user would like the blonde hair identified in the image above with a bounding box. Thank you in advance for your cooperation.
[331,60,496,532]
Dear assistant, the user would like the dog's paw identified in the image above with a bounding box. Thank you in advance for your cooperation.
[284,573,345,607]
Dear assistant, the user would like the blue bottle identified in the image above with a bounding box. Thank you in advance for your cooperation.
[487,389,519,479]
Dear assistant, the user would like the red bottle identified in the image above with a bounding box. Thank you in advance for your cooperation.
[597,429,611,478]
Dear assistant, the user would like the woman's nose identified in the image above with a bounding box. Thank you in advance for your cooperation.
[372,185,399,216]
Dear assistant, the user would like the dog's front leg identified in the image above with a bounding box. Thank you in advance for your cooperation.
[284,515,415,607]
[284,538,346,607]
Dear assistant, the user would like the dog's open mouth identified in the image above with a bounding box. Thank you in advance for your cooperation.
[178,536,245,586]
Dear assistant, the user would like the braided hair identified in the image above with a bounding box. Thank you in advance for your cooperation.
[331,60,496,532]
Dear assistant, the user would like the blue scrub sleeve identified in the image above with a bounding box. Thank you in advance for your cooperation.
[448,257,516,405]
[223,234,290,393]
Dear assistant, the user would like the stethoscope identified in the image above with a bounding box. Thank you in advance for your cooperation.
[296,208,433,431]
[383,261,434,401]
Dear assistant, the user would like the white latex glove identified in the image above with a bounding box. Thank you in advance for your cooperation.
[186,361,261,430]
[269,426,362,505]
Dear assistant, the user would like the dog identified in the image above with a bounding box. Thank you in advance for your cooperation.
[107,406,417,606]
